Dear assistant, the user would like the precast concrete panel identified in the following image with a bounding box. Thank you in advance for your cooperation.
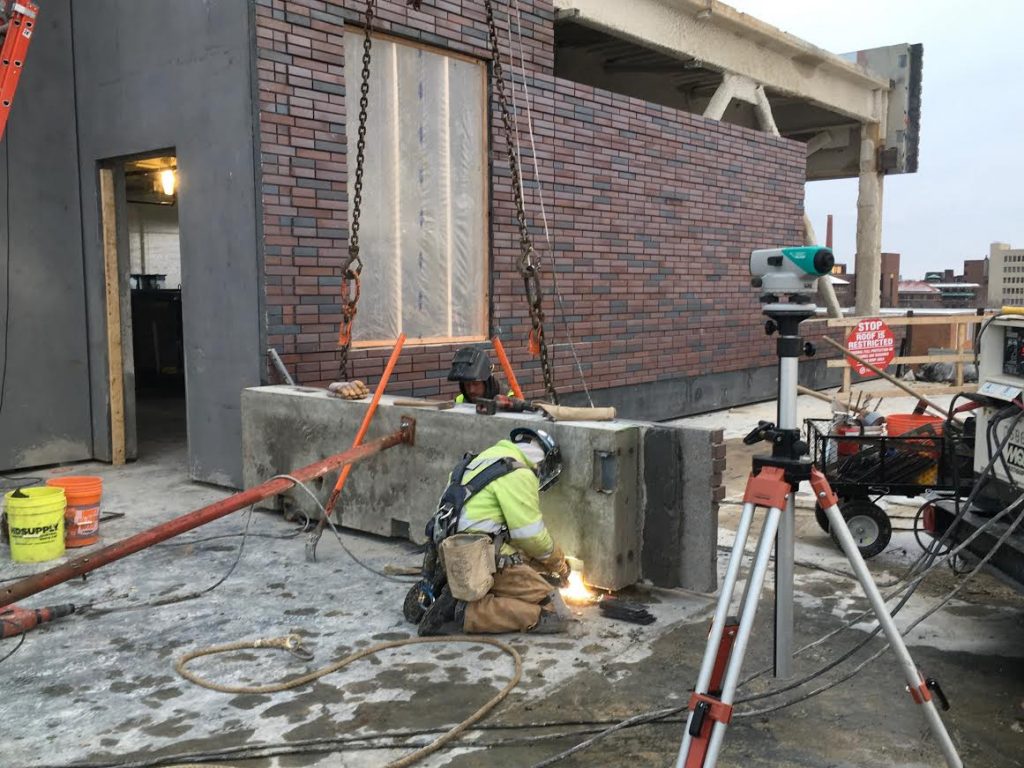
[242,386,721,591]
[0,0,92,470]
[71,0,261,485]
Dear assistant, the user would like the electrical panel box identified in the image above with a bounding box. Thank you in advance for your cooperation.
[1004,326,1024,376]
[976,317,1024,493]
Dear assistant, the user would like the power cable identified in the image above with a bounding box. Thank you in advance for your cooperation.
[274,473,419,583]
[37,719,682,768]
[81,505,258,617]
[0,629,25,666]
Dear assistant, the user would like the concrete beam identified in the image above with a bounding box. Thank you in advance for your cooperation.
[554,0,889,123]
[242,387,723,592]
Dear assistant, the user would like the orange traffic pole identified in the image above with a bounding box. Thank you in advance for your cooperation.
[491,336,524,399]
[324,332,407,517]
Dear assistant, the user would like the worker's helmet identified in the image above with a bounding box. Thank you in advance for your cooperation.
[448,347,499,400]
[510,427,562,492]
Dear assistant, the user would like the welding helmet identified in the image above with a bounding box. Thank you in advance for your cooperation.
[448,347,499,400]
[510,427,562,492]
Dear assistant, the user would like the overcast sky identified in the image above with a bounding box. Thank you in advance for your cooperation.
[726,0,1024,278]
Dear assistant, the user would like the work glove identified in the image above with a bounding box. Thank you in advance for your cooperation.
[555,557,571,588]
[538,545,570,587]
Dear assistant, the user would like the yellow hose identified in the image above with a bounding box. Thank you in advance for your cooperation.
[174,633,523,768]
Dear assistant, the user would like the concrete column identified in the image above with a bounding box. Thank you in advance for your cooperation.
[805,214,843,316]
[753,85,778,135]
[703,76,736,120]
[855,121,884,316]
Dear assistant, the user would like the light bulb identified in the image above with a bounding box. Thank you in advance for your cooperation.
[160,169,176,196]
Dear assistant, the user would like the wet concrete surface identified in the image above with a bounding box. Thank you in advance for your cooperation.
[1,397,1023,767]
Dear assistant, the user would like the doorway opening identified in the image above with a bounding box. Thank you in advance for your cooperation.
[123,154,185,459]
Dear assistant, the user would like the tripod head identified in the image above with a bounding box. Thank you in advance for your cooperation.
[747,246,832,484]
[750,246,834,301]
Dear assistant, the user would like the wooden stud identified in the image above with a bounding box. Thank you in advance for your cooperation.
[100,168,125,465]
[955,323,967,387]
[816,314,992,328]
[827,352,974,368]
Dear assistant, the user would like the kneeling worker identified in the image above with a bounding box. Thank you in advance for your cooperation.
[406,427,571,635]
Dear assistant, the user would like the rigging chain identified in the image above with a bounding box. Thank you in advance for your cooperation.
[484,0,559,403]
[337,0,377,379]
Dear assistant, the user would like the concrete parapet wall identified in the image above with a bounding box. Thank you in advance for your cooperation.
[242,386,719,592]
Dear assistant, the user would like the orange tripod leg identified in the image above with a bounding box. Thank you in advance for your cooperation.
[677,467,791,768]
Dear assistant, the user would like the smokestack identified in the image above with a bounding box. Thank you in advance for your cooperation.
[826,214,834,249]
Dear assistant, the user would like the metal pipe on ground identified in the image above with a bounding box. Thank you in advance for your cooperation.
[0,418,417,609]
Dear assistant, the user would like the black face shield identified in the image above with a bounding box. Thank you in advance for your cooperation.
[510,427,562,492]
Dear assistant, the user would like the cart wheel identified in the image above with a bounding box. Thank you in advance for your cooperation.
[814,503,830,532]
[814,497,847,532]
[830,499,892,559]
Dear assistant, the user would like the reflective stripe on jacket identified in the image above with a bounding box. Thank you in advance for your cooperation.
[456,440,554,559]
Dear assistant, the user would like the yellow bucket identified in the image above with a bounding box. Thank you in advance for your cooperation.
[5,487,66,562]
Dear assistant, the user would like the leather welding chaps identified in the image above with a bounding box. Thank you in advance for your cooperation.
[463,564,555,633]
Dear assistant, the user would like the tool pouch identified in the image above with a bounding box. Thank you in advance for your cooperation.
[440,534,496,601]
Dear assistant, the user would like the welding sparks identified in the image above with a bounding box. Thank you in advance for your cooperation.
[559,570,596,605]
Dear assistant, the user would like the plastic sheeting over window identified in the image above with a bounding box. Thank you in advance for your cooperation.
[346,31,487,345]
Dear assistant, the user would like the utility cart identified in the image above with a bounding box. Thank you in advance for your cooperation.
[804,417,975,558]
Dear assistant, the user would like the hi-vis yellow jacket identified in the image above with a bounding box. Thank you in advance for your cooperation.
[456,439,558,562]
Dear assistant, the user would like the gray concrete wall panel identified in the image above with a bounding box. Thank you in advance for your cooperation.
[0,0,92,470]
[71,0,261,485]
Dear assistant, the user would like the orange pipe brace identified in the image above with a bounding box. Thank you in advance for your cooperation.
[491,336,524,399]
[324,333,407,517]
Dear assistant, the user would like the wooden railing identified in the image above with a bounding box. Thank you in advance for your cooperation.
[806,312,991,393]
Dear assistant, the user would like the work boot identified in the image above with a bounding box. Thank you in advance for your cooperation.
[417,586,464,636]
[529,610,568,635]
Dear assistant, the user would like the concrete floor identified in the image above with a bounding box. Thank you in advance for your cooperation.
[2,390,1023,767]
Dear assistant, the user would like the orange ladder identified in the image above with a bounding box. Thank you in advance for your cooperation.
[0,1,38,142]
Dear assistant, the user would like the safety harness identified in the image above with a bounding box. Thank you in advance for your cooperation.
[430,453,523,544]
[405,454,524,621]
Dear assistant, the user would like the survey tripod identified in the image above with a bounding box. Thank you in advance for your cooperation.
[674,300,963,768]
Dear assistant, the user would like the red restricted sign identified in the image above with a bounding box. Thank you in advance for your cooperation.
[845,318,895,377]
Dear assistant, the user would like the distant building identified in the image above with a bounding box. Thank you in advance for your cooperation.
[989,242,1024,307]
[881,252,900,307]
[829,262,854,306]
[929,282,980,308]
[898,280,943,308]
[963,258,988,308]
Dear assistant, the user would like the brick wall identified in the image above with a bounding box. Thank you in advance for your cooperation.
[254,0,806,402]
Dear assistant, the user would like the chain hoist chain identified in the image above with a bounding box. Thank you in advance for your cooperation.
[338,0,377,379]
[484,0,558,404]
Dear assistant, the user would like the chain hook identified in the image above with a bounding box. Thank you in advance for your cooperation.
[337,0,376,379]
